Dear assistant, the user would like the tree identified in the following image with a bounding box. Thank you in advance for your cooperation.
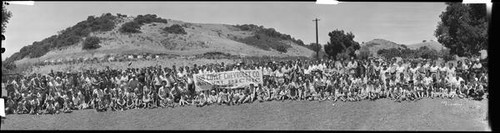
[435,3,488,57]
[82,36,101,50]
[308,43,322,58]
[323,29,360,59]
[2,4,12,34]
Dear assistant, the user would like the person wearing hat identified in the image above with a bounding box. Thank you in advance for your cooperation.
[205,89,216,105]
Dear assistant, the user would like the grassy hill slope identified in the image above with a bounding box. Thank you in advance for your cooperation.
[4,13,314,70]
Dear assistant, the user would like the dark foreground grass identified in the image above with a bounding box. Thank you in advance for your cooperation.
[1,98,489,130]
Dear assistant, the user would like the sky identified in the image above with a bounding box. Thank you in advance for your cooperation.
[2,2,447,60]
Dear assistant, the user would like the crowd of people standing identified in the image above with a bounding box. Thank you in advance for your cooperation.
[1,57,488,115]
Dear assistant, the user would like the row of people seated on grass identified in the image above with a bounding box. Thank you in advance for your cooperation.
[1,57,487,114]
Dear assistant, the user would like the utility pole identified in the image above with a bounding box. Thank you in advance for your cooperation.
[313,18,320,60]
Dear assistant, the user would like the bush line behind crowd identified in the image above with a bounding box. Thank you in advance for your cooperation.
[2,57,488,115]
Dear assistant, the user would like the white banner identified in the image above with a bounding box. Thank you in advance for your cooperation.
[194,69,263,92]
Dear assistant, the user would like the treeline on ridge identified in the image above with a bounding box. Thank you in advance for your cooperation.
[233,24,306,53]
[119,14,168,33]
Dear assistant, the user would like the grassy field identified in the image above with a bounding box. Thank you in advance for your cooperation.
[1,98,489,130]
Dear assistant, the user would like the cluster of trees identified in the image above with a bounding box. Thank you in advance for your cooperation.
[119,14,168,33]
[234,24,307,53]
[162,24,187,34]
[82,36,101,50]
[4,13,117,65]
[323,29,360,60]
[376,46,453,61]
[435,3,488,57]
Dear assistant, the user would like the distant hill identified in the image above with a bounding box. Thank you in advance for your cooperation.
[360,39,407,57]
[4,13,314,68]
[406,40,446,51]
[361,39,447,57]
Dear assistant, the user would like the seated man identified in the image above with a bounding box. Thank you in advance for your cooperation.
[256,84,266,102]
[270,85,280,101]
[449,85,458,99]
[218,89,230,105]
[126,90,136,110]
[194,91,207,107]
[346,88,355,102]
[228,89,238,105]
[44,93,56,114]
[471,83,485,100]
[359,85,369,100]
[242,84,255,104]
[178,85,190,107]
[457,82,467,99]
[61,92,73,113]
[236,89,246,104]
[288,82,299,101]
[158,83,169,108]
[5,96,16,114]
[278,85,288,101]
[72,91,81,110]
[117,93,127,111]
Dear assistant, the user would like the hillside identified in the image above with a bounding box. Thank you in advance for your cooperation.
[4,13,314,69]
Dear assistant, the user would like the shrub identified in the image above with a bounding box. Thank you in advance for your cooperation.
[276,45,288,53]
[82,36,101,50]
[119,21,142,33]
[162,24,187,34]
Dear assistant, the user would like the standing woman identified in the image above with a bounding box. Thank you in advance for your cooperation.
[153,73,162,107]
[186,73,196,103]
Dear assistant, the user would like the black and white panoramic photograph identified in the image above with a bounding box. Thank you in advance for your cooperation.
[0,1,490,130]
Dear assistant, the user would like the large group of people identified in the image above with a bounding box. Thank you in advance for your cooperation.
[1,57,488,115]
